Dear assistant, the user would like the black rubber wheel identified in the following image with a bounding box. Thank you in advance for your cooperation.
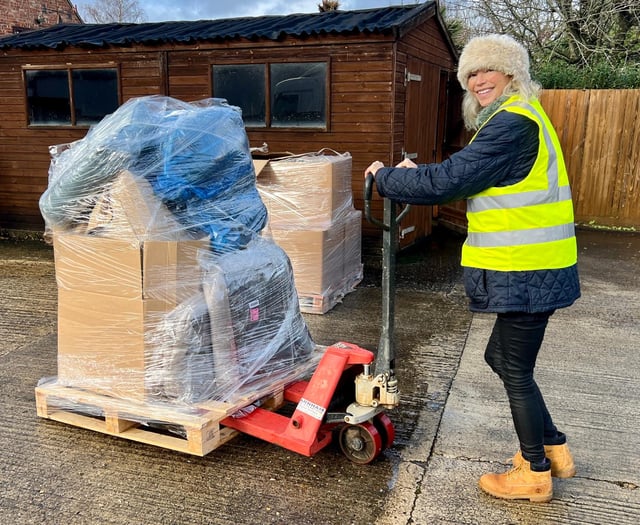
[338,422,383,464]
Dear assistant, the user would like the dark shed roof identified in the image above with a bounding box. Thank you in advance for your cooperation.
[0,3,440,51]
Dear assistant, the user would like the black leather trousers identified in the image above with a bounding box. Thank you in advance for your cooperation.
[484,311,559,464]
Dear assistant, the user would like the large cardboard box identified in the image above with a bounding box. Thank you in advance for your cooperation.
[53,233,207,303]
[270,223,344,294]
[270,210,363,296]
[344,210,363,280]
[56,288,171,401]
[254,152,353,228]
[53,233,208,401]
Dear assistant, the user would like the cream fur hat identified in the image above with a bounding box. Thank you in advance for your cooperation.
[457,34,531,90]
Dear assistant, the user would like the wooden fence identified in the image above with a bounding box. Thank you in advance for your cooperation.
[441,89,640,231]
[540,89,640,229]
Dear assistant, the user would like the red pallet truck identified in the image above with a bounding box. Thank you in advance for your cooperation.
[222,174,409,463]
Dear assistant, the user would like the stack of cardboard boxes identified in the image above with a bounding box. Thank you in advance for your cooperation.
[254,151,363,314]
[53,170,209,402]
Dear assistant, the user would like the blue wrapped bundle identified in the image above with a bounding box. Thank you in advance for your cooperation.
[41,95,267,252]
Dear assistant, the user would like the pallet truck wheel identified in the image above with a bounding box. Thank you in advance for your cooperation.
[373,413,396,450]
[339,422,383,464]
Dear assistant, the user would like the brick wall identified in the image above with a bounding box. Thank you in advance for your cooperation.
[0,0,82,35]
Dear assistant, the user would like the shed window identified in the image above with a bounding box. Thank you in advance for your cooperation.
[212,64,266,127]
[212,62,327,129]
[271,63,326,128]
[25,68,119,126]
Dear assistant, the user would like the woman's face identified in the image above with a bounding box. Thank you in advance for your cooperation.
[467,69,512,107]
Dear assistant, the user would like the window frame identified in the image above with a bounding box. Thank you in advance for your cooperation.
[211,59,330,131]
[23,63,122,128]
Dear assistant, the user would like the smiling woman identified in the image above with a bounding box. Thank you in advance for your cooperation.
[365,34,580,504]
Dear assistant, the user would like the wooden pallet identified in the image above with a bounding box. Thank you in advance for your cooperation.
[35,381,285,456]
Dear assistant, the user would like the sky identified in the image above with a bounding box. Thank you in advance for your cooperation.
[82,1,423,23]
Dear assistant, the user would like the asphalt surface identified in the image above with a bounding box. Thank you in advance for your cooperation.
[0,227,638,524]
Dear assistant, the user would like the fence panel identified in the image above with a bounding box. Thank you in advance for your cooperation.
[540,89,640,229]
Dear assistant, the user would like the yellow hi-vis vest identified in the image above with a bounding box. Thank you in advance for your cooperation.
[461,95,577,271]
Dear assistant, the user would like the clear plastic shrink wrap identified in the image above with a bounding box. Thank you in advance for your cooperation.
[255,150,354,229]
[255,151,363,312]
[39,96,319,418]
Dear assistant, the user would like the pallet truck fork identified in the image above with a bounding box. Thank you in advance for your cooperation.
[222,174,407,464]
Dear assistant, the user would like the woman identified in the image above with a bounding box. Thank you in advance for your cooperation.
[365,34,580,503]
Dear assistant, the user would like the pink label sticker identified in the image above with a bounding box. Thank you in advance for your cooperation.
[250,307,260,322]
[249,300,260,321]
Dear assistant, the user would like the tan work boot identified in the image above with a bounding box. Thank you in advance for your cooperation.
[512,443,576,478]
[479,459,553,503]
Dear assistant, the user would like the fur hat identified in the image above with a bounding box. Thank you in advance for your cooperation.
[457,34,531,90]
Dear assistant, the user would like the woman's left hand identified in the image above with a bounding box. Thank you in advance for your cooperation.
[395,158,417,169]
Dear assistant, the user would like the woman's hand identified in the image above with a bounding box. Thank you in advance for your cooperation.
[395,158,417,169]
[365,158,417,179]
[364,160,384,178]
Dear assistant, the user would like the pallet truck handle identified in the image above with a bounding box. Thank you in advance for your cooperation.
[364,174,386,230]
[363,172,412,376]
[364,173,411,230]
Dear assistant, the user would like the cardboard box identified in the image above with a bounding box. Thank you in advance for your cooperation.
[254,152,353,228]
[270,223,344,294]
[269,210,361,295]
[344,210,363,280]
[56,288,172,401]
[53,233,208,304]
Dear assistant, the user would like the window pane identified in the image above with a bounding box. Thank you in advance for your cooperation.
[213,64,266,126]
[72,69,119,125]
[25,70,71,126]
[270,63,326,128]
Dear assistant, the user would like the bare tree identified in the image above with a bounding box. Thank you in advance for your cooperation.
[80,0,146,23]
[318,1,340,12]
[440,0,640,68]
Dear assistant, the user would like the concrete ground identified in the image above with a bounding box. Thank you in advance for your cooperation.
[0,227,638,524]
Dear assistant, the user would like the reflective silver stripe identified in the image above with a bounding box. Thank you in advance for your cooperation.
[468,100,564,213]
[467,223,576,248]
[468,185,573,212]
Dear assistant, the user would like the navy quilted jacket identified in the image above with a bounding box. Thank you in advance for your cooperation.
[375,110,581,313]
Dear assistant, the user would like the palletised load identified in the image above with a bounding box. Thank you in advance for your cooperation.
[40,95,318,407]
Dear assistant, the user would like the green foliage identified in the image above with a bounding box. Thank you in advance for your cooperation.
[533,61,640,89]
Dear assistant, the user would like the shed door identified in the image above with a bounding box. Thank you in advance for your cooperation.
[401,57,449,244]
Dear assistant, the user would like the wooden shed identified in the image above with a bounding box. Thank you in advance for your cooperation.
[0,2,462,245]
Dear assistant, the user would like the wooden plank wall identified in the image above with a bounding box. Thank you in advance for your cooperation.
[0,40,402,232]
[0,22,457,238]
[0,50,165,229]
